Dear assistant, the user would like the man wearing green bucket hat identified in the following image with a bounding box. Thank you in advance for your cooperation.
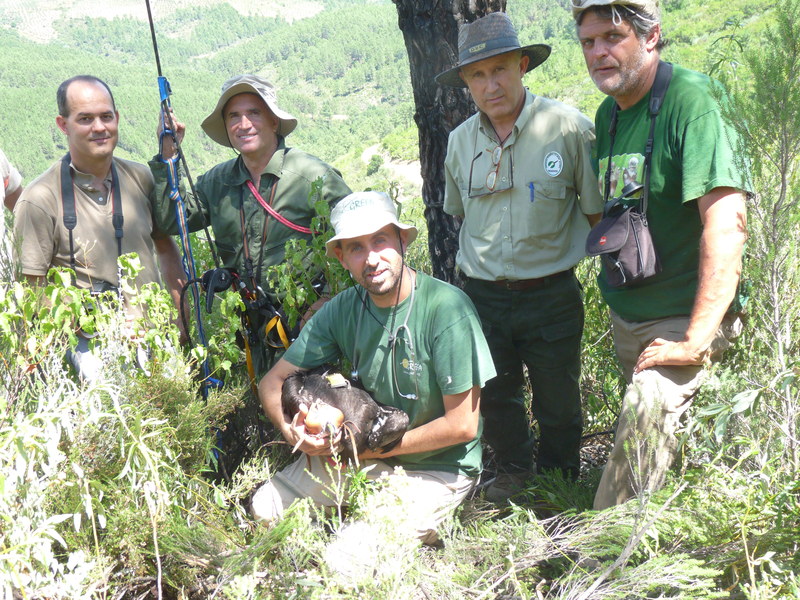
[150,74,352,376]
[253,191,495,545]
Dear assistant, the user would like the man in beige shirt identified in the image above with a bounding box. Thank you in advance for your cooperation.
[438,12,603,501]
[14,75,185,380]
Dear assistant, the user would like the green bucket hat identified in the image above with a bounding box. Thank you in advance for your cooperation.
[201,74,298,148]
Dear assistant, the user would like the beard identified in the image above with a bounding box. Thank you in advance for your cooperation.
[359,263,403,298]
[591,42,648,100]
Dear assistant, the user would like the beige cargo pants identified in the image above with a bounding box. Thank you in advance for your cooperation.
[594,312,742,510]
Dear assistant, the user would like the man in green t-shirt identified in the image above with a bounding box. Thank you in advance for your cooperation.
[572,0,750,508]
[252,191,496,544]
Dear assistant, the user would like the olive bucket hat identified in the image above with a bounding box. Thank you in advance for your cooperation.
[435,12,551,88]
[325,192,418,258]
[201,74,298,148]
[570,0,660,21]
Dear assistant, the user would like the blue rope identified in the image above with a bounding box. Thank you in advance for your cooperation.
[158,78,223,398]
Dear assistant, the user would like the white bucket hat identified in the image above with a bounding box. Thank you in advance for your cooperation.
[201,74,298,148]
[325,192,418,258]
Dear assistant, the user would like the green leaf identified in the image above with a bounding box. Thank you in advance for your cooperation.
[730,389,760,414]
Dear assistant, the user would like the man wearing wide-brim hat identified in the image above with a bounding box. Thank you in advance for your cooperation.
[438,12,603,502]
[254,191,495,545]
[149,74,352,378]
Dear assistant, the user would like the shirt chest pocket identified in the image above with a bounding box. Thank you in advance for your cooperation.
[523,179,570,239]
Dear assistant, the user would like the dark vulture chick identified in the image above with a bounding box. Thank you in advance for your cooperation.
[281,368,409,464]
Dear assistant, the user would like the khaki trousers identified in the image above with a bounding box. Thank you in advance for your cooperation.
[250,456,476,545]
[593,312,742,510]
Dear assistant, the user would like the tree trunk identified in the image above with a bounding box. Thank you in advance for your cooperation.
[393,0,505,285]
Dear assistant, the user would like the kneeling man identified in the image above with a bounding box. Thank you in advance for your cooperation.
[253,191,495,544]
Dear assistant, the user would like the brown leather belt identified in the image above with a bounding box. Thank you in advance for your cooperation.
[474,269,573,291]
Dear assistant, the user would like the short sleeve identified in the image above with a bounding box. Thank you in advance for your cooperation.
[13,193,58,277]
[680,105,751,203]
[431,307,496,396]
[443,131,466,217]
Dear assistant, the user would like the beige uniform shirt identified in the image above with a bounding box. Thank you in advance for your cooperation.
[444,91,603,281]
[13,157,162,311]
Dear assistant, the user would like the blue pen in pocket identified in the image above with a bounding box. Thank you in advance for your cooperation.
[528,182,535,203]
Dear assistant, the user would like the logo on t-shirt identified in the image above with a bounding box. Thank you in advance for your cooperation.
[543,151,563,177]
[599,153,645,199]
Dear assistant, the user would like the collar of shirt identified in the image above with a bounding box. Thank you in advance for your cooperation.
[476,89,537,147]
[226,138,289,187]
[70,161,113,205]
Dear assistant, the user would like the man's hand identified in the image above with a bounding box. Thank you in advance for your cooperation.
[158,109,186,159]
[637,188,746,376]
[282,403,342,456]
[634,338,710,374]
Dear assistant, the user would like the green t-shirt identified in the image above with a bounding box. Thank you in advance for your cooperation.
[284,272,496,477]
[593,64,751,321]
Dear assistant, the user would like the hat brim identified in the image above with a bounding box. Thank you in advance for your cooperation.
[325,223,418,258]
[201,81,298,148]
[435,44,551,88]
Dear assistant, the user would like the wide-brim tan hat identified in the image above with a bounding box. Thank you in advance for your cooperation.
[571,0,660,21]
[435,12,551,88]
[325,192,418,258]
[201,74,298,148]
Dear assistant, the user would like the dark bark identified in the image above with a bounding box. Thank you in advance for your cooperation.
[393,0,506,285]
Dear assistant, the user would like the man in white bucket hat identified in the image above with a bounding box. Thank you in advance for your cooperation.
[252,191,496,545]
[150,74,352,376]
[572,0,750,509]
[438,12,604,502]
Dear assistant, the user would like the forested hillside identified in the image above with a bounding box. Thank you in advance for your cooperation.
[0,0,412,184]
[0,0,767,188]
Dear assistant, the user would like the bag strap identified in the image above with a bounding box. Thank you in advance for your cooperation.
[641,61,673,216]
[60,154,78,279]
[238,175,278,293]
[603,60,674,216]
[246,179,312,235]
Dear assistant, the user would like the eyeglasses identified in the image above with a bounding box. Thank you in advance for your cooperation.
[486,145,503,190]
[390,324,419,401]
[468,143,513,198]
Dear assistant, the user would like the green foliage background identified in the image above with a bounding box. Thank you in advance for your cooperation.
[0,0,765,185]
